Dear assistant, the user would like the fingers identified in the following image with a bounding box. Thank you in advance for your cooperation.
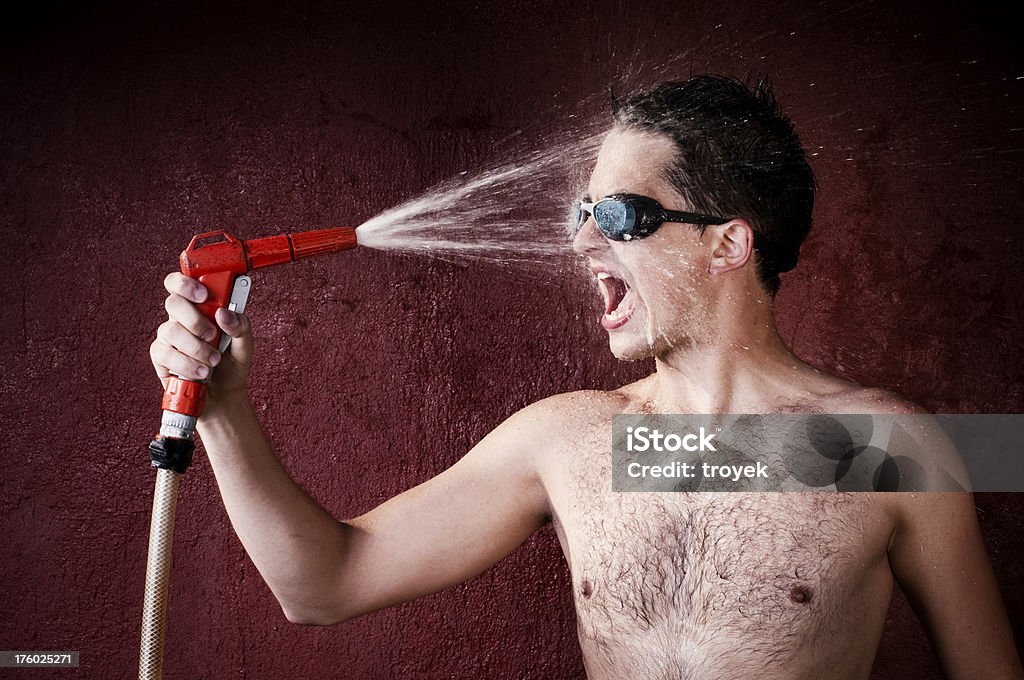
[150,333,214,381]
[215,307,250,339]
[153,274,223,380]
[164,272,208,304]
[163,273,216,338]
[156,320,221,366]
[215,308,254,365]
[165,292,218,341]
[153,272,254,389]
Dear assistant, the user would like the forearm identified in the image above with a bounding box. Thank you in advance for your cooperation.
[197,394,352,624]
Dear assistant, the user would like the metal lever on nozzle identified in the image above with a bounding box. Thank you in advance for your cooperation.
[219,275,252,354]
[139,226,357,680]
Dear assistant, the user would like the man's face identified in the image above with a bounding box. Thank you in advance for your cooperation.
[573,127,714,360]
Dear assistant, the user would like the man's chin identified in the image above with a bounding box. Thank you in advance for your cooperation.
[607,321,693,361]
[607,334,654,362]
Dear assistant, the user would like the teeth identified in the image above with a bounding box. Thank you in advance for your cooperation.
[597,272,611,280]
[606,308,622,320]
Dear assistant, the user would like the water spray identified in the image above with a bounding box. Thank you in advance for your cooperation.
[138,226,358,680]
[137,124,597,679]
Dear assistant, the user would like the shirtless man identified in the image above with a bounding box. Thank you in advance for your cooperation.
[150,76,1023,678]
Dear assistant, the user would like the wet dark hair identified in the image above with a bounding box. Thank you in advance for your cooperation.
[612,75,815,296]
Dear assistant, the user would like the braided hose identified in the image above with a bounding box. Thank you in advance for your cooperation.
[139,469,182,680]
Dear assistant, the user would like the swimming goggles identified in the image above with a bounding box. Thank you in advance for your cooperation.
[572,193,732,241]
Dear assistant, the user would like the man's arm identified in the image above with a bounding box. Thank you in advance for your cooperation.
[889,492,1023,679]
[198,394,551,625]
[152,272,551,626]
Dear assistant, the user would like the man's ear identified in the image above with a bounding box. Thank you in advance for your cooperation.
[707,219,755,274]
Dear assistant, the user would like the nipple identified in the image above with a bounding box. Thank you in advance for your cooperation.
[789,585,813,604]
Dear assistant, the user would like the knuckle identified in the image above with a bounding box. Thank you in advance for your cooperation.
[197,321,216,341]
[184,317,204,336]
[172,352,193,374]
[168,325,202,357]
[150,343,171,368]
[164,294,189,319]
[190,334,210,357]
[170,273,191,297]
[167,299,205,334]
[156,320,174,340]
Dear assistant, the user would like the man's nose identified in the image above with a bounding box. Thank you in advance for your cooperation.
[572,215,608,257]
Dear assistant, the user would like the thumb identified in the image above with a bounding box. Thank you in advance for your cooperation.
[215,307,253,364]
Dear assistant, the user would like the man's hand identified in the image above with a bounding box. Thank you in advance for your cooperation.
[149,272,253,410]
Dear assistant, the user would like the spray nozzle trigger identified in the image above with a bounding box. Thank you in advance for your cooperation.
[218,275,252,354]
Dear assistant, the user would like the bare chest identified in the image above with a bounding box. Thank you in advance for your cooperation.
[544,429,897,676]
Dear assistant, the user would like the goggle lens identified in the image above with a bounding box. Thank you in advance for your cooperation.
[572,198,637,240]
[594,200,635,239]
[571,194,730,242]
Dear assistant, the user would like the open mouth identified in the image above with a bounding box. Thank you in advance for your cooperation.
[596,271,636,330]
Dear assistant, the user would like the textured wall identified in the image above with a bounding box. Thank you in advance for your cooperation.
[1,1,1021,678]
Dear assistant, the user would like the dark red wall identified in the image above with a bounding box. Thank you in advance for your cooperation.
[1,1,1021,678]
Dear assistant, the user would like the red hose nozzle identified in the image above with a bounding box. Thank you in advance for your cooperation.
[179,226,359,277]
[244,226,359,270]
[164,225,359,423]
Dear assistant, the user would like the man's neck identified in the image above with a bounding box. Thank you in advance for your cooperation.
[645,294,806,413]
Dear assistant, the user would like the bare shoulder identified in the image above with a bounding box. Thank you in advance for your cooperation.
[825,390,974,536]
[506,388,632,436]
[805,382,970,513]
[489,387,637,468]
[816,383,930,415]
